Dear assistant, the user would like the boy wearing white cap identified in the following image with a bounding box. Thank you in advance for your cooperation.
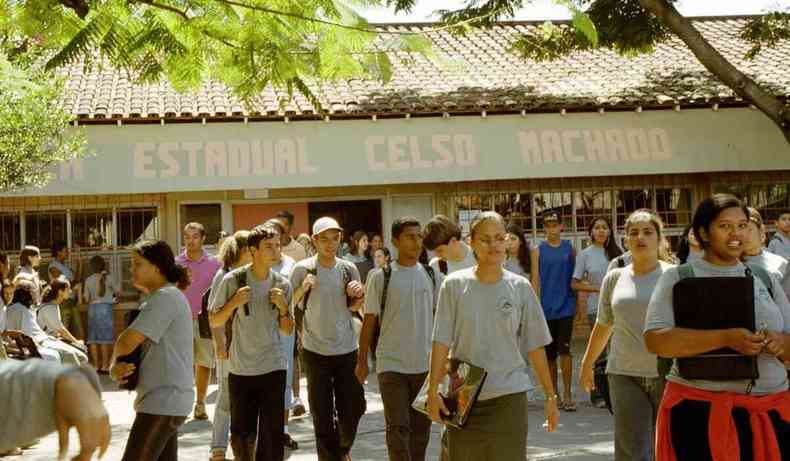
[290,217,367,461]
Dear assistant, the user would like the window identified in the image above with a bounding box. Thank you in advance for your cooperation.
[180,204,222,245]
[533,192,573,231]
[655,188,693,229]
[117,208,159,245]
[0,213,20,252]
[25,211,66,250]
[716,183,790,225]
[72,210,113,249]
[575,190,614,232]
[453,193,534,234]
[615,189,653,230]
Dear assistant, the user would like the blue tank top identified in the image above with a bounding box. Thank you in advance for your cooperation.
[538,240,576,320]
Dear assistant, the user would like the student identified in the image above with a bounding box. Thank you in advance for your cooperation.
[370,234,384,254]
[742,207,789,301]
[83,255,120,373]
[357,217,444,461]
[344,231,374,283]
[532,211,577,411]
[266,218,300,451]
[296,233,315,258]
[210,224,294,461]
[5,280,82,364]
[111,240,194,461]
[48,241,84,339]
[290,217,366,461]
[37,277,86,353]
[504,224,531,279]
[207,231,251,461]
[427,212,559,460]
[422,215,477,275]
[572,217,623,325]
[676,224,704,264]
[175,222,222,421]
[276,211,308,262]
[373,247,391,270]
[767,211,790,261]
[644,194,790,460]
[15,246,43,304]
[1,278,12,307]
[580,210,674,460]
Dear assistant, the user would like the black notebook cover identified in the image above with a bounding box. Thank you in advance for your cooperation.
[672,276,758,381]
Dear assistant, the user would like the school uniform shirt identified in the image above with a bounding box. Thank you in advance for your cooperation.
[364,263,444,374]
[15,266,42,304]
[429,242,477,275]
[504,257,529,279]
[744,251,790,301]
[290,257,361,356]
[210,266,292,376]
[84,273,118,305]
[573,245,610,316]
[5,303,48,342]
[767,232,790,262]
[597,262,673,378]
[433,268,552,401]
[128,284,195,417]
[272,254,297,279]
[644,258,790,395]
[37,303,66,335]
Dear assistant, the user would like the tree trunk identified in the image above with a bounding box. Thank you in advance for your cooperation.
[639,0,790,144]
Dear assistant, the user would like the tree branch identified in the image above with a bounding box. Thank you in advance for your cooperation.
[639,0,790,144]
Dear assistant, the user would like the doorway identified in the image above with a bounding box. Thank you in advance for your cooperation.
[308,200,382,240]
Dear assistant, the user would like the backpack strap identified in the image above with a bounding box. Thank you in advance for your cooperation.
[379,266,392,319]
[677,263,695,280]
[421,263,437,288]
[302,258,318,311]
[746,263,775,299]
[616,256,625,268]
[234,269,249,316]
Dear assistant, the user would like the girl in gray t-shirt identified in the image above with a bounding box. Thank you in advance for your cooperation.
[580,210,673,461]
[427,212,559,461]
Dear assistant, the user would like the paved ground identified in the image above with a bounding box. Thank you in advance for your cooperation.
[21,339,615,460]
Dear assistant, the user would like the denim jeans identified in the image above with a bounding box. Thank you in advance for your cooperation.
[121,413,186,461]
[211,359,231,451]
[608,374,664,461]
[280,333,295,409]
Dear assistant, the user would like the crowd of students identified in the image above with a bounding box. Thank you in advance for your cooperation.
[0,196,789,461]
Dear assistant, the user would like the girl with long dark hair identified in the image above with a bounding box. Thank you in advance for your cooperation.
[573,217,623,322]
[110,240,194,461]
[504,223,532,278]
[344,230,374,283]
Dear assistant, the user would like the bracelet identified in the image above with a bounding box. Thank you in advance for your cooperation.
[545,394,559,401]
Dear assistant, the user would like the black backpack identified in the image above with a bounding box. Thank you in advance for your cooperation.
[371,264,437,354]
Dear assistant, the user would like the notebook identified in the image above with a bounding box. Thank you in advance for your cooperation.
[412,359,487,429]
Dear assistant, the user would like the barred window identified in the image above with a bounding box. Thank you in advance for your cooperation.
[72,210,113,249]
[24,211,67,250]
[534,192,573,231]
[655,188,693,229]
[117,208,159,245]
[716,183,790,225]
[575,190,614,233]
[0,213,21,252]
[615,189,653,230]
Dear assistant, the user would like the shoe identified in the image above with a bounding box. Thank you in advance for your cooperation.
[284,434,299,450]
[291,397,306,417]
[209,448,228,461]
[194,402,208,420]
[0,447,23,456]
[593,399,608,409]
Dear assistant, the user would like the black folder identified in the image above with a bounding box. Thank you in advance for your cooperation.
[672,275,759,381]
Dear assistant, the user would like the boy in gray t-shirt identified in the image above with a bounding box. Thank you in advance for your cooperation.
[356,218,444,461]
[289,217,367,461]
[209,224,294,461]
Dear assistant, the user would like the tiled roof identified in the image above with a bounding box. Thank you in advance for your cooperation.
[61,16,790,122]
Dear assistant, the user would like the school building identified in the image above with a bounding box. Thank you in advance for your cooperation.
[1,15,789,305]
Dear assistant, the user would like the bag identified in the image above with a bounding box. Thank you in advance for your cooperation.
[197,287,213,339]
[119,309,143,391]
[412,359,488,428]
[593,355,612,414]
[371,264,436,354]
[224,269,249,354]
[672,264,758,381]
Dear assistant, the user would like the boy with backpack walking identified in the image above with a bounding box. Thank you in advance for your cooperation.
[356,217,444,461]
[290,217,366,461]
[209,224,294,461]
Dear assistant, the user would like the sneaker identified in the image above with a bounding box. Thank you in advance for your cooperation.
[194,402,209,420]
[292,397,306,417]
[284,434,299,450]
[210,448,228,461]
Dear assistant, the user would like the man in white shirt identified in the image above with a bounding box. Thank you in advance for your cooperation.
[422,215,477,275]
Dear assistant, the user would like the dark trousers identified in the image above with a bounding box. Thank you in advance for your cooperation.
[121,413,186,461]
[670,399,790,460]
[229,370,287,461]
[379,371,432,461]
[303,349,367,461]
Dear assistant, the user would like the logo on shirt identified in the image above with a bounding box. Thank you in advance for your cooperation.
[498,297,514,315]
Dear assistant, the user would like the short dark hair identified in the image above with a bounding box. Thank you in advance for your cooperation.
[422,215,461,251]
[183,222,206,237]
[391,217,421,240]
[248,224,281,251]
[11,279,36,308]
[276,211,295,227]
[691,194,749,250]
[42,276,70,304]
[89,255,107,274]
[51,240,68,256]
